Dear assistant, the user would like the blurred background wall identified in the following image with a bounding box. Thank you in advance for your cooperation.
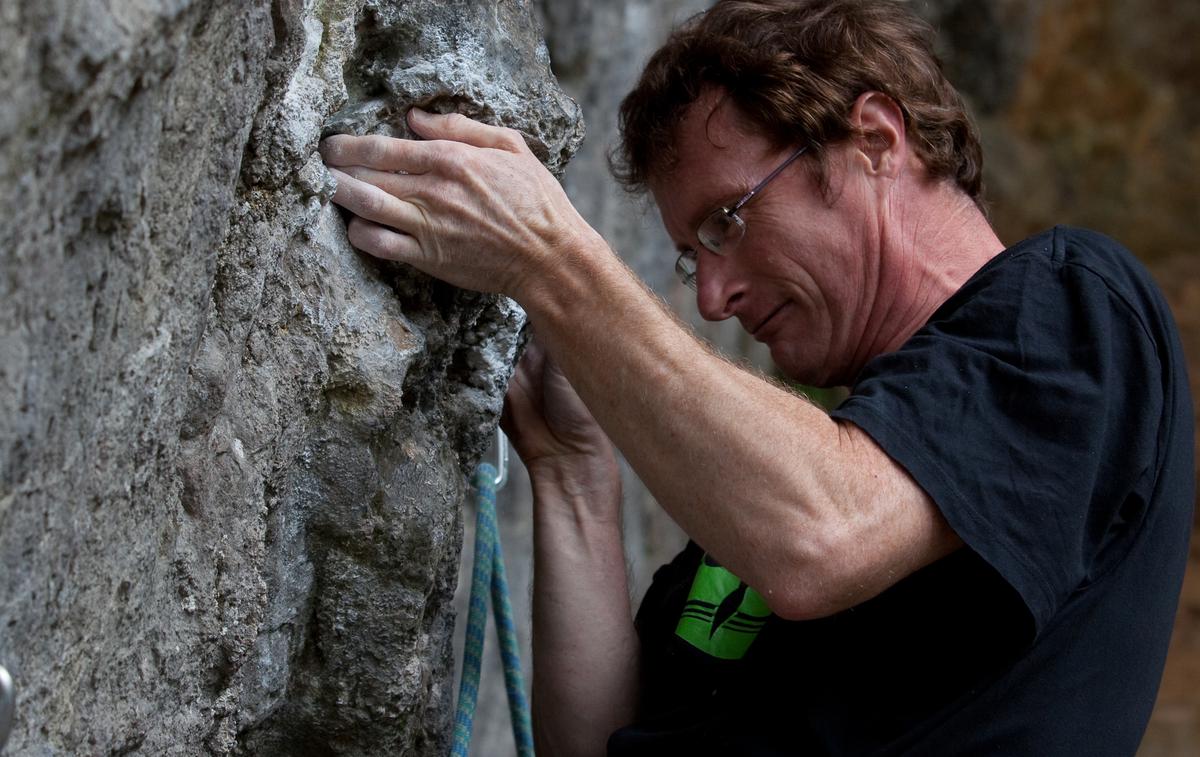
[454,0,1200,754]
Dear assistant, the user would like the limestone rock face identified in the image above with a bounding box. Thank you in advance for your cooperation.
[0,1,582,754]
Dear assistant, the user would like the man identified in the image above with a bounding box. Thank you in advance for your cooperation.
[320,1,1194,754]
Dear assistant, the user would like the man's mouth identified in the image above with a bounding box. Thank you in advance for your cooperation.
[751,302,789,339]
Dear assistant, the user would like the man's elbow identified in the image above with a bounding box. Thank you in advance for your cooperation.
[756,531,860,621]
[761,580,848,622]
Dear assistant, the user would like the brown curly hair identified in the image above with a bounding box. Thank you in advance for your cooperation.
[612,0,984,205]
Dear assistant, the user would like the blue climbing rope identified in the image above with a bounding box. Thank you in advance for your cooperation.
[452,462,535,757]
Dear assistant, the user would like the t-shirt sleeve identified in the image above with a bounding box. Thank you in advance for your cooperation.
[830,247,1164,637]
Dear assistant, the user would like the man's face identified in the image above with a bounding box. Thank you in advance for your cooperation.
[649,90,879,387]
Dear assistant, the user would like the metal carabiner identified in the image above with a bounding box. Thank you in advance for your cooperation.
[0,663,15,752]
[492,427,509,491]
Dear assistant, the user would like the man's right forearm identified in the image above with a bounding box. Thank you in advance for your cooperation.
[530,467,639,757]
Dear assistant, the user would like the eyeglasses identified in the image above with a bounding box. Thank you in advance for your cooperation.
[675,143,810,290]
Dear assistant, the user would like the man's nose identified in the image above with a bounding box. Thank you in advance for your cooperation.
[695,251,745,322]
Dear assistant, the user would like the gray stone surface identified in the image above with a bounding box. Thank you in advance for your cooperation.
[0,1,582,754]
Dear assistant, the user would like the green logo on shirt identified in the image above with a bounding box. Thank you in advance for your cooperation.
[675,553,771,660]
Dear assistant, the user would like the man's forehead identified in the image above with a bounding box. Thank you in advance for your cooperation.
[673,88,758,156]
[650,90,763,192]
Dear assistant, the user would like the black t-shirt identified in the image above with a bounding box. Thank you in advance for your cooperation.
[609,227,1194,756]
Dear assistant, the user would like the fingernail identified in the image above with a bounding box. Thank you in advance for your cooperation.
[408,107,427,121]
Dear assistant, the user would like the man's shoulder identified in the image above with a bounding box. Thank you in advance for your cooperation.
[1002,225,1153,297]
[988,225,1136,276]
[1048,225,1180,346]
[948,225,1170,335]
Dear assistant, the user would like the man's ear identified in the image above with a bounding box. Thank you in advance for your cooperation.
[849,91,906,179]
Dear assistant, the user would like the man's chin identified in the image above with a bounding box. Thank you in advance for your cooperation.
[771,343,857,389]
[770,345,827,387]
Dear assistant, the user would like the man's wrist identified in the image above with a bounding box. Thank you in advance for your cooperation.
[515,224,623,327]
[527,454,621,500]
[528,455,622,527]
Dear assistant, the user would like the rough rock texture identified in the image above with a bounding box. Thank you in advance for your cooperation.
[0,1,582,754]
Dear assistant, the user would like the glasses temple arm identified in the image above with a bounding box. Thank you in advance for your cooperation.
[728,144,811,214]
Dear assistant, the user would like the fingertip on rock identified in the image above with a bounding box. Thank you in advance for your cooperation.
[317,137,335,161]
[407,107,440,135]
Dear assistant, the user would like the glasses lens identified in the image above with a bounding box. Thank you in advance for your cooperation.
[675,252,698,290]
[698,209,745,255]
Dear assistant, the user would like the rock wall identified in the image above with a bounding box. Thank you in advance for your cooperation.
[0,1,582,754]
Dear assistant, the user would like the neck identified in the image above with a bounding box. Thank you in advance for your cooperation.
[850,183,1004,376]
